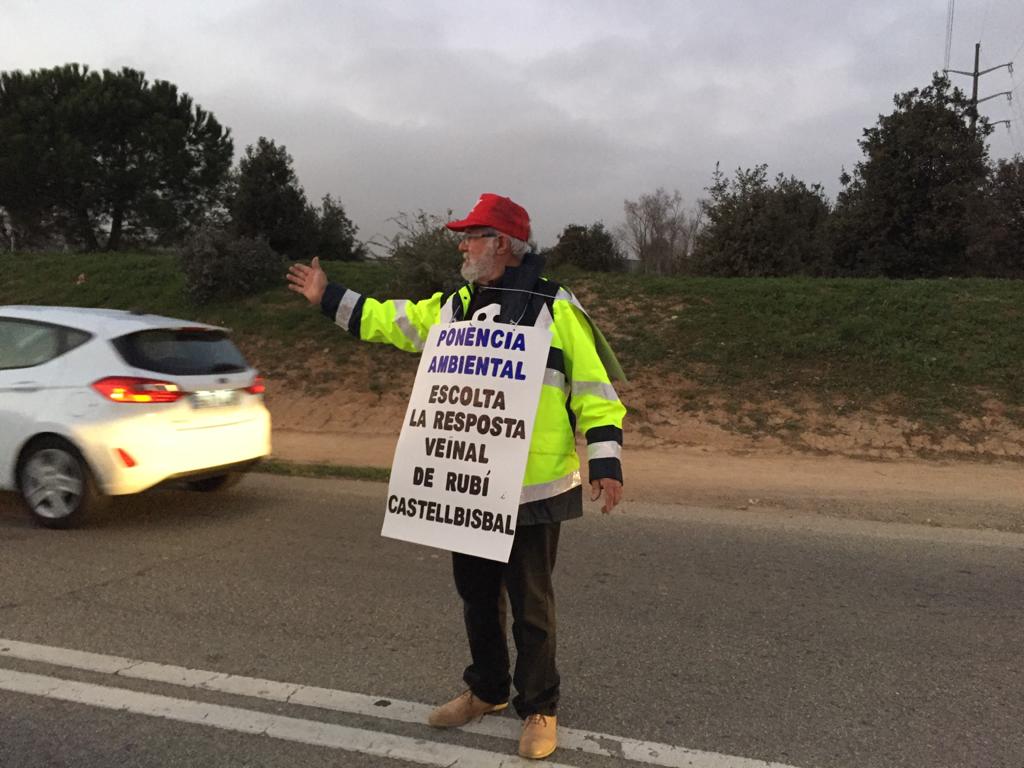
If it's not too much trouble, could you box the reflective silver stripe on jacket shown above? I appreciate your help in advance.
[543,368,567,395]
[534,303,553,330]
[587,441,622,461]
[520,469,582,504]
[392,300,424,350]
[572,380,620,402]
[440,294,457,324]
[554,287,583,311]
[335,289,362,329]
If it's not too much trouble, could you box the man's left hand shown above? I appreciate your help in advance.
[590,478,623,514]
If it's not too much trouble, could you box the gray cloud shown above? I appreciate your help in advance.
[3,0,1023,246]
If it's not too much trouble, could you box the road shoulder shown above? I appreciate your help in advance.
[270,429,1024,533]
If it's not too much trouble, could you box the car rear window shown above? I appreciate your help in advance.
[111,329,250,376]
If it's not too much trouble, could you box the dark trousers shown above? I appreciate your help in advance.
[452,522,561,718]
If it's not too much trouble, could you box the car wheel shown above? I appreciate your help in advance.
[186,472,243,493]
[19,439,103,529]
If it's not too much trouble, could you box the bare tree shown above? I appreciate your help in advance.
[618,188,698,274]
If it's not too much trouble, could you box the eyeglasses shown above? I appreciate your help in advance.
[459,231,500,244]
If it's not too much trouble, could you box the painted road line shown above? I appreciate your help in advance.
[0,668,572,768]
[0,638,803,768]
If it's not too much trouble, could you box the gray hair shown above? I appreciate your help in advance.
[507,230,534,258]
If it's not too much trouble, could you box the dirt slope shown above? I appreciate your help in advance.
[265,386,1024,533]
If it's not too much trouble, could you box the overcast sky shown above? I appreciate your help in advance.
[4,0,1024,247]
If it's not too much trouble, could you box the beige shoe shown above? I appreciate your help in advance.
[427,690,508,728]
[518,714,558,759]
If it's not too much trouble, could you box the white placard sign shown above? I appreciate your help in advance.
[383,309,551,562]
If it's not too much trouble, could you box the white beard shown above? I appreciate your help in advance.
[460,249,499,284]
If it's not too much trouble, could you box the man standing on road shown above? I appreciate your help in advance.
[287,193,625,760]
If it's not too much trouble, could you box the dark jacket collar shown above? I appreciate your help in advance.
[468,251,546,324]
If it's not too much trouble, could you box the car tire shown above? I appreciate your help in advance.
[186,472,243,493]
[19,437,104,529]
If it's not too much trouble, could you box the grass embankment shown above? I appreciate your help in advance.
[567,268,1023,419]
[3,252,1022,452]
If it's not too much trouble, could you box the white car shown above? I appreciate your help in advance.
[0,306,271,528]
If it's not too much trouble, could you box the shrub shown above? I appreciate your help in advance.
[384,210,462,298]
[693,165,832,277]
[546,222,626,272]
[180,227,285,304]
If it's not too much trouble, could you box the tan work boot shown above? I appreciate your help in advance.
[519,714,558,759]
[427,690,508,728]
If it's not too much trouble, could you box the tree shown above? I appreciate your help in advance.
[693,164,831,276]
[230,137,314,258]
[0,64,233,250]
[230,137,364,261]
[619,188,697,274]
[829,74,991,277]
[316,194,364,261]
[968,154,1024,277]
[546,222,625,272]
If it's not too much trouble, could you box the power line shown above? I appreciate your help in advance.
[1007,113,1024,156]
[1003,72,1024,155]
[1012,34,1024,63]
[1004,8,1024,62]
[1011,86,1024,153]
[978,0,992,48]
[944,0,956,71]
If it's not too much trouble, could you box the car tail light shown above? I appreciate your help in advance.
[92,377,184,403]
[246,376,266,395]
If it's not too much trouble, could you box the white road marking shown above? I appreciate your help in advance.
[0,638,803,768]
[0,668,570,768]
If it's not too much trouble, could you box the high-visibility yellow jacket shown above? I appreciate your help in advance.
[320,257,625,508]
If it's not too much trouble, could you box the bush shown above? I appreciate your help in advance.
[384,210,462,297]
[180,227,286,304]
[546,222,625,272]
[693,165,832,277]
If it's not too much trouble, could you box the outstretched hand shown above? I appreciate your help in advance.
[287,256,328,305]
[590,478,623,514]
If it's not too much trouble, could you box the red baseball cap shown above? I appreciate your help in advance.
[446,193,531,241]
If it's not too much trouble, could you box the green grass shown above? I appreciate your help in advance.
[256,459,390,483]
[561,269,1024,418]
[0,251,411,384]
[0,251,389,342]
[3,252,1022,426]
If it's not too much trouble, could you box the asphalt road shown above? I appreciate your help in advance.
[1,474,1022,768]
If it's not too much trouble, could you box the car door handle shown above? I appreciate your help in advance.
[11,381,41,392]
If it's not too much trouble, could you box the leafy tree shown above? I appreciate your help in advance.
[693,164,831,276]
[619,188,697,275]
[967,154,1024,277]
[230,138,363,261]
[0,64,233,250]
[546,222,625,272]
[316,194,364,261]
[230,137,313,258]
[829,74,991,277]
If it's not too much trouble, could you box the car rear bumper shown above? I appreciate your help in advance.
[73,405,272,495]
